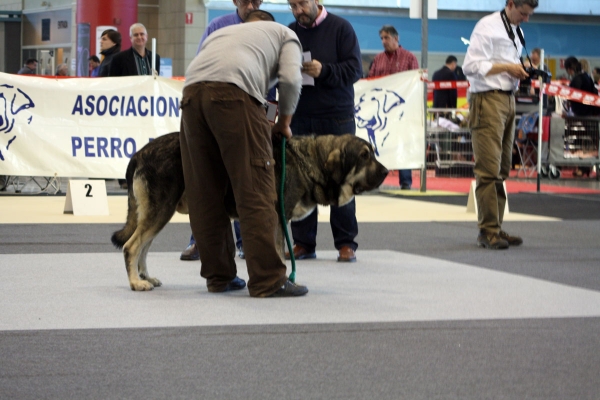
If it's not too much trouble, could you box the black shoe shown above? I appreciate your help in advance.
[208,276,247,293]
[180,243,199,261]
[237,247,245,259]
[499,230,523,246]
[477,230,509,250]
[400,184,411,190]
[266,279,308,297]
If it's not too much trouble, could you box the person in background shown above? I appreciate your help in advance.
[579,58,592,78]
[592,67,600,85]
[17,59,38,75]
[462,0,538,250]
[56,63,69,76]
[180,10,307,297]
[180,0,265,262]
[285,0,362,262]
[97,29,121,77]
[109,23,160,189]
[197,0,263,52]
[89,55,100,77]
[564,56,599,118]
[564,56,599,177]
[528,47,543,69]
[109,23,160,77]
[432,55,458,109]
[455,65,467,81]
[368,24,419,190]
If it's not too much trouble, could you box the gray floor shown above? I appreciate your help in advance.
[1,189,600,399]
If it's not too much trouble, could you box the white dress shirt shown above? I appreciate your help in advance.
[463,11,524,93]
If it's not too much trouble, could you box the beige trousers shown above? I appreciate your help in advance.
[469,91,516,233]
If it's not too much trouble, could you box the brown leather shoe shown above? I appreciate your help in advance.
[284,244,316,260]
[337,246,356,262]
[180,243,199,261]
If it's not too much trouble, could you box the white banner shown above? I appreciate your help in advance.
[0,73,182,178]
[2,71,424,178]
[354,69,425,170]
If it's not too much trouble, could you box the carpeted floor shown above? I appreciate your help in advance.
[1,185,600,399]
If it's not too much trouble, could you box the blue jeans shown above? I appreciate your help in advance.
[399,169,412,188]
[289,115,359,252]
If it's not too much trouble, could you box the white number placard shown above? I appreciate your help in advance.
[64,179,110,216]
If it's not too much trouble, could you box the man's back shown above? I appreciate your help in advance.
[432,66,457,108]
[185,21,302,114]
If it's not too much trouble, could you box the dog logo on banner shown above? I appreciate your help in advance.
[354,88,405,156]
[0,84,35,161]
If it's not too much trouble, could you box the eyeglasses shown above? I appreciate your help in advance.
[237,0,263,7]
[288,0,311,11]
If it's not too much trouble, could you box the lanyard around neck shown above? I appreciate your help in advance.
[500,9,529,69]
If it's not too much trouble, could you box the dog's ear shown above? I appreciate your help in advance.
[325,149,344,183]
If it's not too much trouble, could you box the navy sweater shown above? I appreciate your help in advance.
[288,13,362,118]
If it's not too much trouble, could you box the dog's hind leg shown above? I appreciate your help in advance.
[138,238,162,288]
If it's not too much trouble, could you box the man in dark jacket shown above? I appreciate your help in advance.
[285,0,362,262]
[109,23,160,77]
[432,55,458,108]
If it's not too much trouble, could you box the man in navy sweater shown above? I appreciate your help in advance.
[286,0,363,262]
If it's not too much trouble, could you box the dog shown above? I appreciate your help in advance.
[111,131,389,291]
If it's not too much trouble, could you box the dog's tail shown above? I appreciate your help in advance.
[111,159,139,249]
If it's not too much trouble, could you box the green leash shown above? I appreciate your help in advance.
[279,137,296,283]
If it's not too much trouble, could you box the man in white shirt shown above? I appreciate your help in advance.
[462,0,537,249]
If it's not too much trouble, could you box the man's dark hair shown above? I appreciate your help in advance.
[246,10,275,22]
[445,55,457,64]
[594,67,600,74]
[531,48,541,56]
[25,58,38,65]
[101,29,122,51]
[88,55,100,63]
[564,56,581,73]
[508,0,539,8]
[379,25,398,39]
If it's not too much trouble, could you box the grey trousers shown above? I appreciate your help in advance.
[179,82,287,297]
[469,91,516,233]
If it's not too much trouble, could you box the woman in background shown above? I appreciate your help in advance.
[97,29,122,77]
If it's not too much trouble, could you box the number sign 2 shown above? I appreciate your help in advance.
[64,179,109,216]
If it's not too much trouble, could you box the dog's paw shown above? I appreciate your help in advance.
[146,277,162,287]
[130,279,154,291]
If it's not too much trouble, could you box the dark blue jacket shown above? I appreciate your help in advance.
[289,13,362,118]
[432,65,458,108]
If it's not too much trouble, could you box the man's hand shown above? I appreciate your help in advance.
[507,63,530,80]
[302,60,322,78]
[487,63,529,80]
[272,114,293,139]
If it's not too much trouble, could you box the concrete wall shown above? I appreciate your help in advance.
[156,0,206,77]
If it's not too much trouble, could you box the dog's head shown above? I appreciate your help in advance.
[322,134,389,206]
[0,84,35,161]
[354,88,405,132]
[0,84,35,134]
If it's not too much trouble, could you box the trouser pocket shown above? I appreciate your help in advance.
[250,158,277,201]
